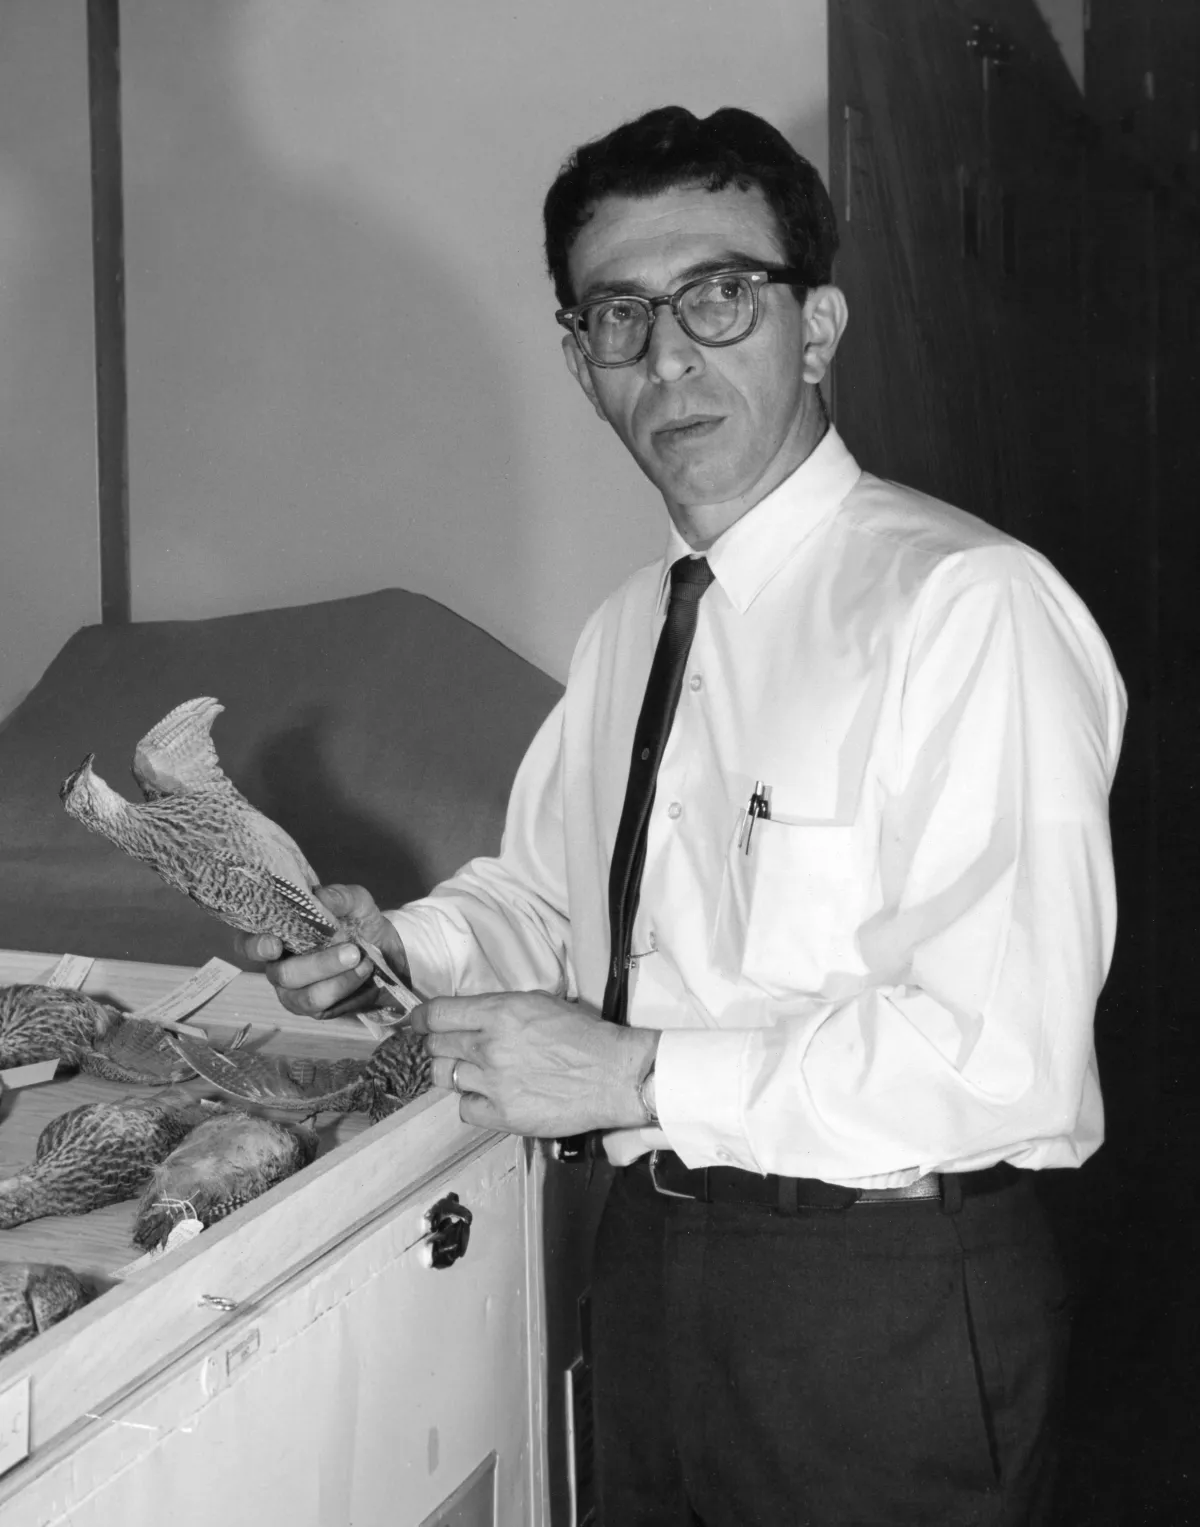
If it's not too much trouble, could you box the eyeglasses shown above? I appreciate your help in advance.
[556,267,805,368]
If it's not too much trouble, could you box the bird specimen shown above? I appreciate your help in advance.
[1,984,118,1070]
[59,697,417,1013]
[0,1090,217,1230]
[133,1112,319,1251]
[363,1027,435,1122]
[165,1025,432,1123]
[1,984,198,1084]
[0,1261,91,1358]
[164,1032,372,1117]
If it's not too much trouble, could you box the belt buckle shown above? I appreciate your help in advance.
[647,1149,699,1200]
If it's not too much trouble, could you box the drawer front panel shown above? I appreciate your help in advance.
[8,1133,534,1527]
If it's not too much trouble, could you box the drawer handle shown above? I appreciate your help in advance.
[198,1293,238,1312]
[424,1192,473,1270]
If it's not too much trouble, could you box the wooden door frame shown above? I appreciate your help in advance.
[88,0,129,625]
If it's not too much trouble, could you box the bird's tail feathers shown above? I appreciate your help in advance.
[132,697,228,798]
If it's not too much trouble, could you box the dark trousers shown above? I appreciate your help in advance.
[591,1162,1071,1527]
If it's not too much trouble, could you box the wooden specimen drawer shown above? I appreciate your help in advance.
[0,952,549,1525]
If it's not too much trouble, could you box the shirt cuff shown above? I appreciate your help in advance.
[655,1028,760,1173]
[383,906,456,997]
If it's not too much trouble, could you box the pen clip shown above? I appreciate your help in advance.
[738,780,771,854]
[626,930,658,969]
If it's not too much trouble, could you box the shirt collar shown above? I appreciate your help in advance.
[656,425,862,614]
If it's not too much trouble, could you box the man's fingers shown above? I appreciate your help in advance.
[275,969,369,1018]
[270,954,373,1019]
[313,883,357,917]
[313,882,384,925]
[458,1091,500,1129]
[409,995,493,1035]
[270,944,364,992]
[310,883,411,988]
[238,932,283,965]
[321,981,391,1020]
[430,1055,488,1095]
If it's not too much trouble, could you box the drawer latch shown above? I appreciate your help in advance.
[424,1192,473,1269]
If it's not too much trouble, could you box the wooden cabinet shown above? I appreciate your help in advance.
[0,954,553,1525]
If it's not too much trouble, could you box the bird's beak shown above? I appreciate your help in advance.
[59,752,96,803]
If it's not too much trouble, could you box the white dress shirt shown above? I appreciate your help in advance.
[388,428,1127,1187]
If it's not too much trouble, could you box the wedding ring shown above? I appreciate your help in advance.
[450,1059,463,1095]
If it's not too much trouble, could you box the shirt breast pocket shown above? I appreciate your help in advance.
[712,816,869,995]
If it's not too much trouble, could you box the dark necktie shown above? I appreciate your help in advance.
[602,554,716,1026]
[555,555,714,1162]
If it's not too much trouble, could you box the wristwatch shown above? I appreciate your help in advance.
[636,1061,659,1127]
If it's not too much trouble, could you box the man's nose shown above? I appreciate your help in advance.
[645,304,703,383]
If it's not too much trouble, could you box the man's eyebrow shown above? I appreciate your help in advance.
[675,253,769,281]
[576,252,774,303]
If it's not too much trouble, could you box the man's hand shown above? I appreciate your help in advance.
[235,883,411,1020]
[410,990,659,1137]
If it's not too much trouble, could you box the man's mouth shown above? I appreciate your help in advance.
[652,414,724,444]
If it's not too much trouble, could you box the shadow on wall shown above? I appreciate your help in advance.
[126,0,534,647]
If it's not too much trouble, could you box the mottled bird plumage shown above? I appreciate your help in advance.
[361,1026,433,1122]
[0,1261,91,1357]
[0,1090,217,1229]
[59,698,417,1010]
[164,1025,430,1123]
[165,1031,370,1115]
[0,985,197,1084]
[60,698,332,951]
[132,1112,319,1251]
[0,985,117,1069]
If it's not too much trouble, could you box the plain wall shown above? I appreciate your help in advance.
[0,2,100,722]
[121,0,829,682]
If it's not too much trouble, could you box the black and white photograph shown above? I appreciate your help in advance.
[0,3,1194,1523]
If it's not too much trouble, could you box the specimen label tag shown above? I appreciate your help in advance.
[132,958,241,1026]
[358,938,420,1015]
[42,953,95,990]
[356,1012,388,1041]
[111,1218,203,1280]
[0,1059,59,1090]
[165,1218,204,1252]
[111,1248,158,1280]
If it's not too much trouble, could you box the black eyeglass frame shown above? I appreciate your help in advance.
[555,267,807,368]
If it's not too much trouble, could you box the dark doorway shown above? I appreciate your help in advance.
[829,2,1198,1519]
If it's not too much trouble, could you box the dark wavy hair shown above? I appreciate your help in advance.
[543,105,838,309]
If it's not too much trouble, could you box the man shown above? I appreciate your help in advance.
[242,107,1125,1525]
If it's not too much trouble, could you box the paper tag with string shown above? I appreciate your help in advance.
[112,1200,204,1278]
[132,958,241,1026]
[164,1217,204,1252]
[40,953,95,990]
[0,1058,59,1090]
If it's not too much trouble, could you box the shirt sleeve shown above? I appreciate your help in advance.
[655,549,1127,1182]
[385,697,575,1000]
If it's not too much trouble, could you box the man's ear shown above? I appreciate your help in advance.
[563,335,609,422]
[801,286,849,385]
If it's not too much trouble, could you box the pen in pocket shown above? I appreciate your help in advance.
[737,780,772,854]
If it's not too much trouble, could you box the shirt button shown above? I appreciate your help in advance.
[689,674,702,692]
[667,801,682,820]
[716,1148,733,1164]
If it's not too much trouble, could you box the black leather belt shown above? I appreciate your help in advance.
[633,1150,1021,1213]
